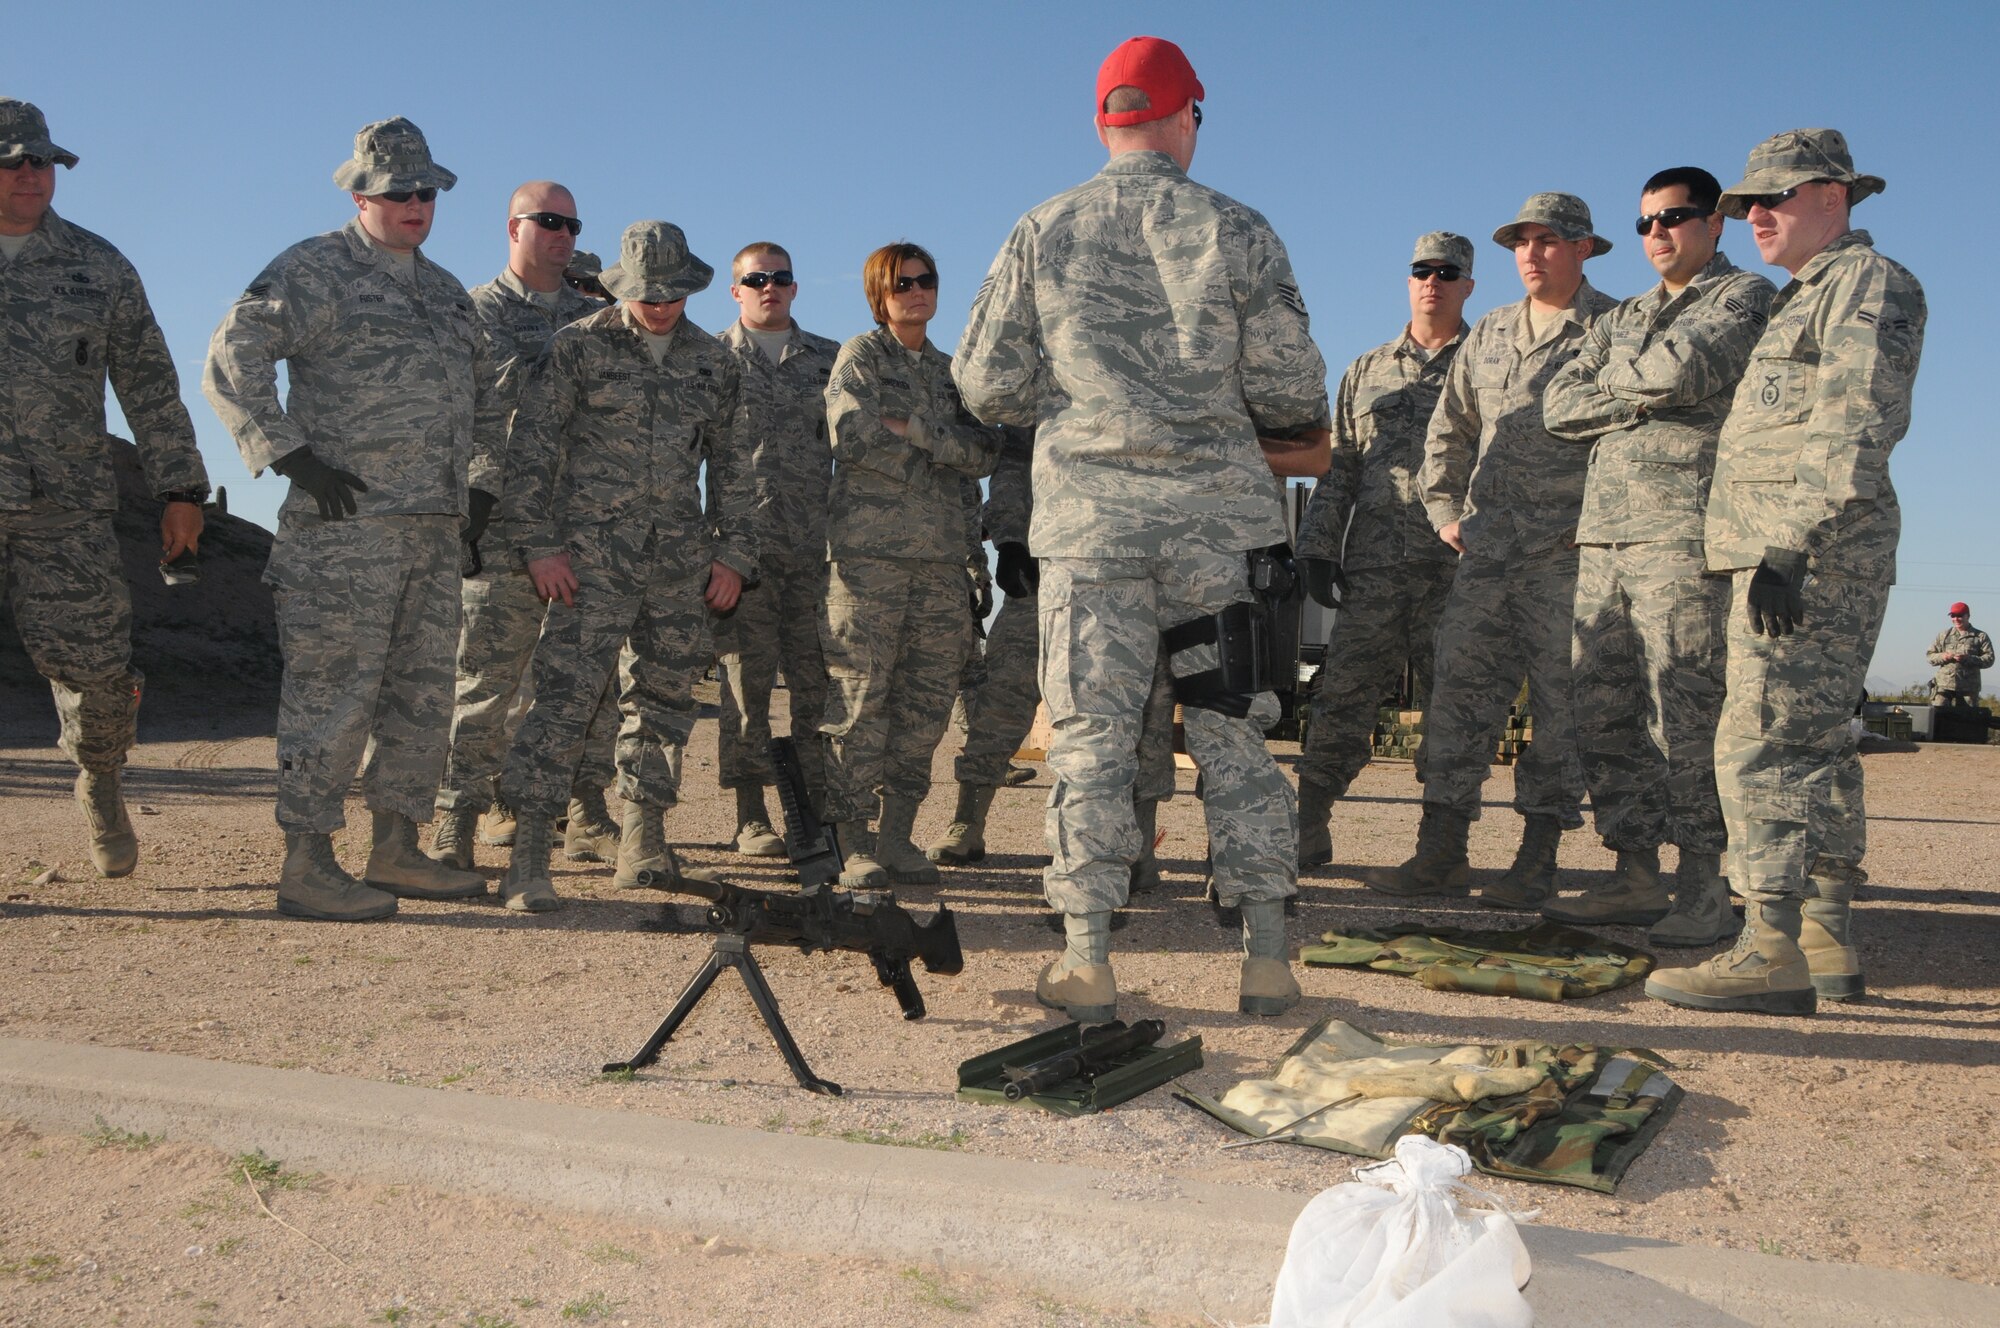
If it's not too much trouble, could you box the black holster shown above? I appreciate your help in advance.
[1162,544,1299,717]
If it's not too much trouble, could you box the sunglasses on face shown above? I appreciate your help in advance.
[894,272,939,293]
[1636,204,1714,235]
[379,188,438,204]
[1410,263,1464,283]
[1,154,54,171]
[513,210,581,236]
[737,269,795,290]
[1192,103,1203,128]
[1742,180,1835,213]
[565,274,605,294]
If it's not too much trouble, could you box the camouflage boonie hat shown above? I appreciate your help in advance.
[1718,128,1884,220]
[599,221,713,303]
[565,249,604,281]
[1412,231,1474,276]
[0,99,78,168]
[331,117,457,195]
[1492,192,1611,256]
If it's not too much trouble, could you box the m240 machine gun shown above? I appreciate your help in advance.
[603,737,962,1096]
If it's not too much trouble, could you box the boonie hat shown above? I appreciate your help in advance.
[599,221,713,304]
[565,249,604,281]
[1950,602,1970,617]
[1493,193,1611,256]
[1717,128,1885,220]
[1412,231,1473,276]
[0,99,78,168]
[1096,36,1204,127]
[332,116,457,196]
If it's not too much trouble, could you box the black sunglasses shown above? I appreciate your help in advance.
[894,272,939,293]
[380,188,438,204]
[1740,180,1835,213]
[1192,103,1203,128]
[1410,263,1464,282]
[737,269,795,290]
[1,153,54,171]
[1636,204,1713,235]
[513,210,581,236]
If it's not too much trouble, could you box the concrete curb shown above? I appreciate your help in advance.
[2,1037,1992,1326]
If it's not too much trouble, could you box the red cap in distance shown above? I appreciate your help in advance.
[1096,36,1204,127]
[1950,601,1970,616]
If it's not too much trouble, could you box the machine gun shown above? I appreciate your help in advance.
[603,737,961,1096]
[1001,1019,1165,1101]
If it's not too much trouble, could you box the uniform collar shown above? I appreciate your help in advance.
[1790,228,1874,286]
[495,265,567,304]
[722,317,804,360]
[7,207,79,262]
[1398,322,1468,359]
[1101,150,1187,180]
[870,323,935,358]
[340,216,427,276]
[1639,249,1740,312]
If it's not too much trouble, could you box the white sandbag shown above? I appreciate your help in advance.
[1262,1135,1533,1328]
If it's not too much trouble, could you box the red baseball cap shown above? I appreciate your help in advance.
[1096,36,1204,127]
[1950,602,1970,616]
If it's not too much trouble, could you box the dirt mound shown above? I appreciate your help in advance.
[0,438,280,740]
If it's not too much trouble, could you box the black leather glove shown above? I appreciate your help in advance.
[464,488,497,547]
[1747,548,1808,637]
[970,570,994,622]
[1299,556,1347,609]
[995,541,1038,598]
[271,447,368,520]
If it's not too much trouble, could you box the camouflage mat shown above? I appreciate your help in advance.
[1179,1017,1682,1193]
[1298,919,1655,1001]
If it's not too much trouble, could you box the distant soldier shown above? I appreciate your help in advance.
[564,249,611,303]
[430,182,619,873]
[1649,129,1925,1015]
[1381,194,1615,904]
[1540,167,1775,947]
[1294,233,1473,869]
[1928,603,1991,708]
[205,118,501,920]
[1,98,209,877]
[709,242,840,854]
[495,222,755,911]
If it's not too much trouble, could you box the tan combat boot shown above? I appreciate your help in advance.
[1296,777,1336,870]
[278,832,396,921]
[500,816,560,913]
[1037,911,1117,1022]
[928,783,996,865]
[1800,860,1865,1001]
[428,807,478,872]
[364,810,488,899]
[564,787,620,863]
[1648,851,1740,947]
[1369,804,1471,898]
[1543,846,1668,926]
[479,794,518,848]
[76,769,138,878]
[875,794,940,885]
[731,785,786,858]
[1239,897,1302,1016]
[1129,796,1162,895]
[610,801,720,890]
[1478,813,1563,910]
[1645,897,1816,1016]
[833,821,888,889]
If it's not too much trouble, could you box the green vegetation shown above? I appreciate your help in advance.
[233,1150,313,1190]
[584,1241,640,1266]
[85,1116,162,1151]
[900,1267,973,1312]
[559,1291,619,1321]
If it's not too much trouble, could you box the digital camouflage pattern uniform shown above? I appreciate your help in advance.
[1704,227,1925,905]
[1296,324,1465,797]
[1544,252,1775,854]
[435,267,611,818]
[1927,622,1992,703]
[1419,277,1618,828]
[818,327,997,825]
[2,205,208,773]
[955,425,1176,801]
[712,318,840,799]
[497,304,755,818]
[205,218,504,832]
[956,150,1329,914]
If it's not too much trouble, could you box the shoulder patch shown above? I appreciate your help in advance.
[1276,281,1307,316]
[246,282,270,299]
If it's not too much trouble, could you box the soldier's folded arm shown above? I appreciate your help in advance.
[825,351,927,484]
[951,222,1044,427]
[202,259,325,476]
[1542,317,1639,441]
[906,407,1001,478]
[1595,276,1775,410]
[1256,422,1332,477]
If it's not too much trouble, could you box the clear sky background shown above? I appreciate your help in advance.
[33,0,1997,688]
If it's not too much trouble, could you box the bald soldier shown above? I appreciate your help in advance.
[1,98,209,877]
[957,37,1331,1021]
[1648,130,1925,1015]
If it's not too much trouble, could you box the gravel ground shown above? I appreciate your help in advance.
[2,688,1995,1320]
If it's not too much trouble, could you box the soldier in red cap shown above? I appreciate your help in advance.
[1928,603,1992,708]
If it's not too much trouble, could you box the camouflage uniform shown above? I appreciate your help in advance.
[818,327,997,825]
[1295,325,1464,797]
[2,205,207,773]
[436,267,612,817]
[497,304,754,817]
[956,149,1330,914]
[1544,252,1775,854]
[205,218,504,832]
[1418,277,1618,826]
[1704,227,1925,903]
[712,318,840,798]
[1927,623,1992,702]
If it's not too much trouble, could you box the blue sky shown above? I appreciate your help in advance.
[36,0,1997,685]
